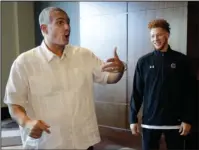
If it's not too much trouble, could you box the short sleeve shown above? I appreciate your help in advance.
[4,55,28,108]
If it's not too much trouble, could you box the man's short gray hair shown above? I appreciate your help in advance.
[39,7,66,26]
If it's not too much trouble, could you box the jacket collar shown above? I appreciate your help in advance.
[154,45,172,56]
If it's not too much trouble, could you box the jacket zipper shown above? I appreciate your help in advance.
[162,53,164,84]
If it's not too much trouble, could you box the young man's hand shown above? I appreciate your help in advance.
[130,123,140,136]
[179,122,191,136]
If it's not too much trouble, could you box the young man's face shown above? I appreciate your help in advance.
[43,10,70,46]
[150,27,169,51]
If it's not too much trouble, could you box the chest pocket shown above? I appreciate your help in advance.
[29,73,52,96]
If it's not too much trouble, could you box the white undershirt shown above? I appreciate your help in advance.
[130,124,181,130]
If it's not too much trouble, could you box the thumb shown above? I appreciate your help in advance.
[114,47,119,59]
[39,120,51,134]
[136,125,139,133]
[179,125,183,133]
[40,120,50,128]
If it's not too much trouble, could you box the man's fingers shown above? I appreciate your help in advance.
[44,128,51,134]
[29,132,42,138]
[39,124,51,134]
[180,129,184,135]
[40,120,50,128]
[132,130,139,136]
[38,120,51,134]
[131,125,140,136]
[106,58,115,62]
[102,63,115,70]
[29,129,43,138]
[180,127,188,136]
[180,130,186,136]
[102,68,119,72]
[180,122,191,136]
[135,126,140,136]
[134,132,139,136]
[131,129,136,135]
[29,134,40,139]
[114,47,119,59]
[136,126,140,134]
[180,130,189,136]
[102,66,119,72]
[184,132,188,136]
[179,126,183,133]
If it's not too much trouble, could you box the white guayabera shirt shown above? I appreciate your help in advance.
[4,41,109,149]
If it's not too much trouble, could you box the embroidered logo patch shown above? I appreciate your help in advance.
[149,65,155,68]
[171,63,176,69]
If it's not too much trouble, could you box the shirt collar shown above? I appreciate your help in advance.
[154,45,172,56]
[40,41,70,62]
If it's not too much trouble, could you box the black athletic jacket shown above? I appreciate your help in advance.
[130,46,194,126]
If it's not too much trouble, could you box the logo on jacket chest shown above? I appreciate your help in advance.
[149,65,155,69]
[149,63,176,69]
[171,63,176,69]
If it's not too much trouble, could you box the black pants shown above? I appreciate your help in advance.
[185,131,199,149]
[142,128,184,150]
[87,146,94,150]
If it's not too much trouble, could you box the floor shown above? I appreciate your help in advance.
[2,145,22,149]
[1,119,136,150]
[1,139,135,150]
[0,119,175,150]
[4,119,197,150]
[1,119,22,149]
[94,138,137,150]
[1,136,135,150]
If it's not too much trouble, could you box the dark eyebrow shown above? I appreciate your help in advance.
[56,18,65,21]
[55,17,70,24]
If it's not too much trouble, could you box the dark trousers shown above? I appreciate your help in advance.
[185,131,199,149]
[87,146,94,150]
[142,128,185,150]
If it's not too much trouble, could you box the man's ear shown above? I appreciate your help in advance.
[166,32,170,39]
[40,24,48,34]
[167,32,170,37]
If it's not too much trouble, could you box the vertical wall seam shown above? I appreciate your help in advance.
[125,1,129,130]
[13,2,20,56]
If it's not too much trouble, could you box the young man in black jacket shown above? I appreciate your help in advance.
[130,19,193,150]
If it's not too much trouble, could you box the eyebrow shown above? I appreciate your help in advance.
[56,18,65,21]
[55,17,70,23]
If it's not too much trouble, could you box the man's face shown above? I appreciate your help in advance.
[42,10,70,46]
[150,27,169,51]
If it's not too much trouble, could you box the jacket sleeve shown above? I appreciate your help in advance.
[180,56,196,125]
[130,60,144,124]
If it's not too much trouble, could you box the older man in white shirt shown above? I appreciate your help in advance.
[4,7,126,149]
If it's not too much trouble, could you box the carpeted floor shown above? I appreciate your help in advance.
[1,119,137,150]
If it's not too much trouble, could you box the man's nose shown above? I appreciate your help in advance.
[154,35,160,41]
[154,35,158,40]
[64,23,70,30]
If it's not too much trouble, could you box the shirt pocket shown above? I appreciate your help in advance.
[29,74,52,96]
